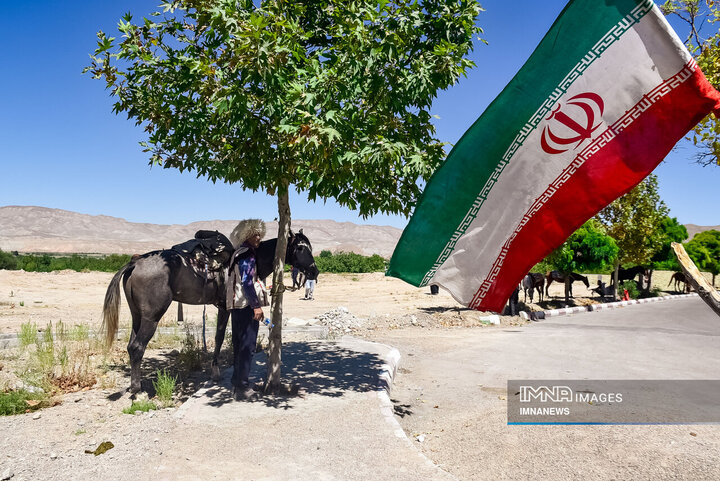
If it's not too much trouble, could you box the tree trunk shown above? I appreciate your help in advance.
[672,243,720,319]
[564,277,571,305]
[612,262,620,301]
[265,187,291,393]
[644,269,654,295]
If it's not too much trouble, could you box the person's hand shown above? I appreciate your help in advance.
[253,308,264,321]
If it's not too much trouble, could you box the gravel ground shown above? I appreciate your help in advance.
[1,269,714,480]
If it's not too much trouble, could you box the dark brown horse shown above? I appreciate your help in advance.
[101,230,318,393]
[618,265,649,286]
[522,273,545,303]
[667,272,690,293]
[545,271,590,298]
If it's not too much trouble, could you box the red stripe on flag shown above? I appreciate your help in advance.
[470,66,720,313]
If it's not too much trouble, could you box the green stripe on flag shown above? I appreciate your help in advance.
[387,0,653,286]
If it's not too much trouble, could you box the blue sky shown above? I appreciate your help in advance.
[0,1,717,229]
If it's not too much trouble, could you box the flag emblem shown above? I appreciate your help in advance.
[541,92,605,154]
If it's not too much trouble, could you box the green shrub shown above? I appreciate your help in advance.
[18,322,38,348]
[620,280,641,299]
[153,369,176,407]
[0,389,47,416]
[178,328,204,372]
[0,249,18,270]
[69,324,90,342]
[12,253,132,273]
[314,251,387,273]
[35,324,56,376]
[122,398,157,414]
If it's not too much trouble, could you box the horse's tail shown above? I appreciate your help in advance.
[667,275,674,287]
[101,261,134,348]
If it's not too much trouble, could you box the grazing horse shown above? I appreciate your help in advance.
[618,266,649,286]
[522,273,545,303]
[101,230,318,393]
[545,271,590,298]
[668,272,690,293]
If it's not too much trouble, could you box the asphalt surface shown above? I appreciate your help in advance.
[146,296,720,480]
[378,296,720,480]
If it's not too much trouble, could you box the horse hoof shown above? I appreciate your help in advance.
[211,365,221,382]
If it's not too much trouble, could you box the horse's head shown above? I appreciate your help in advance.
[287,229,319,280]
[579,274,590,288]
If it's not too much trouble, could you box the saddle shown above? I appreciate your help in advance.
[171,230,235,277]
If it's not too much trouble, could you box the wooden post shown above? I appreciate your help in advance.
[672,242,720,319]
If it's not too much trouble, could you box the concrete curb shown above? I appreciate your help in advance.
[520,293,699,321]
[372,342,459,480]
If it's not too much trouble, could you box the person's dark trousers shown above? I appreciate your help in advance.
[230,306,259,388]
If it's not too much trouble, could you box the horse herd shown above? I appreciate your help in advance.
[520,271,591,303]
[520,266,691,304]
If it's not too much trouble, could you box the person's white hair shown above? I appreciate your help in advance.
[230,219,266,247]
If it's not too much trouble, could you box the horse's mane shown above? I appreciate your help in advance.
[293,230,312,250]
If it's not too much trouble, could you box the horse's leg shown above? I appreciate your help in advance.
[212,307,230,382]
[125,284,172,393]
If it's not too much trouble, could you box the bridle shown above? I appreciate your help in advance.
[288,237,316,275]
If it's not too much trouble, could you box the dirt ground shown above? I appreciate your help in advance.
[0,268,713,481]
[0,269,709,335]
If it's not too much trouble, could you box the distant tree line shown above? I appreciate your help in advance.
[0,249,388,274]
[0,251,132,273]
[533,174,720,301]
[314,250,387,273]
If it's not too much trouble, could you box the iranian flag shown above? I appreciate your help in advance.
[387,0,720,313]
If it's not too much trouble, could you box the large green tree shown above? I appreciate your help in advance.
[595,174,669,298]
[649,216,688,286]
[545,220,618,304]
[86,0,484,391]
[685,229,720,286]
[662,0,720,166]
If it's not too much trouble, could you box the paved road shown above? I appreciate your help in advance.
[376,297,720,481]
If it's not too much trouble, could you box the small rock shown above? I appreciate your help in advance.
[416,434,425,443]
[50,453,58,460]
[1,468,13,480]
[32,413,41,420]
[479,315,501,325]
[154,438,159,443]
[690,432,697,437]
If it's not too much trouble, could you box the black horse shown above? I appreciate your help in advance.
[545,271,590,298]
[618,265,649,286]
[101,230,318,393]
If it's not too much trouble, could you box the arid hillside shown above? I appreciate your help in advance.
[0,206,402,258]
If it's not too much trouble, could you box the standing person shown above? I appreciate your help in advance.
[226,219,267,401]
[304,271,318,300]
[291,264,300,290]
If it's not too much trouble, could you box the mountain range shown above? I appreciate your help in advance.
[0,206,403,258]
[1,206,717,258]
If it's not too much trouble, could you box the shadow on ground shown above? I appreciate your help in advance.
[107,340,386,410]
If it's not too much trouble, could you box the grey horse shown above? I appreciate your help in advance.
[101,230,318,393]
